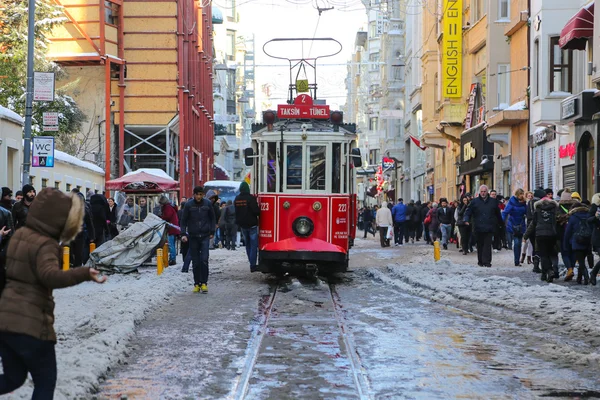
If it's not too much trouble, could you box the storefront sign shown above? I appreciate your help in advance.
[442,0,462,98]
[559,142,576,159]
[463,142,477,161]
[529,128,556,147]
[561,97,577,120]
[33,72,55,102]
[560,91,600,123]
[382,157,395,171]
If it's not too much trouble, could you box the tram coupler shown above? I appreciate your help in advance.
[305,263,318,277]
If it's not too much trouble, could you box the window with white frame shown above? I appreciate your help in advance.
[497,64,510,109]
[498,0,509,20]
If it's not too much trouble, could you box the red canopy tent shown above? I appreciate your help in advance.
[105,169,179,193]
[559,3,594,50]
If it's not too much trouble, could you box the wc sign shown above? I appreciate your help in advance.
[32,136,55,167]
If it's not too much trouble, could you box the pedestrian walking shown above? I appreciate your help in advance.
[90,193,110,247]
[376,201,393,247]
[107,197,119,239]
[564,202,592,284]
[523,194,559,282]
[421,202,432,243]
[0,188,106,398]
[405,200,418,243]
[159,195,179,265]
[0,187,13,212]
[362,206,375,238]
[180,186,215,293]
[502,189,527,266]
[11,184,36,230]
[456,196,471,255]
[206,190,221,249]
[426,202,440,244]
[464,185,503,267]
[70,190,95,267]
[557,190,577,280]
[235,182,260,272]
[587,193,600,285]
[414,201,423,241]
[222,200,237,250]
[391,198,406,246]
[0,195,14,296]
[437,198,453,250]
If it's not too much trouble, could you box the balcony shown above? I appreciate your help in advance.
[505,0,529,37]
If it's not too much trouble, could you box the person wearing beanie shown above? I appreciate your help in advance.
[0,188,106,397]
[0,188,14,293]
[159,195,179,265]
[1,187,13,211]
[545,188,554,200]
[179,186,215,293]
[11,184,36,230]
[235,181,260,272]
[204,190,222,249]
[571,192,582,201]
[534,188,547,200]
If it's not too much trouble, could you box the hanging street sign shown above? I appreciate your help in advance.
[277,94,330,119]
[33,72,55,102]
[42,112,59,131]
[32,136,55,167]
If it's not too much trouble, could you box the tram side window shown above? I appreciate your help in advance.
[332,143,341,193]
[286,145,303,190]
[309,146,326,191]
[267,142,277,192]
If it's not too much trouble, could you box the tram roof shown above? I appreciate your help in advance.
[251,120,357,137]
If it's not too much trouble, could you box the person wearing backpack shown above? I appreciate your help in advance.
[523,195,559,283]
[556,190,577,281]
[502,189,527,266]
[564,202,591,284]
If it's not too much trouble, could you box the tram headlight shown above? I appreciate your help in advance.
[293,216,314,237]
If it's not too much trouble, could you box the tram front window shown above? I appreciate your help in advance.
[332,143,341,193]
[286,145,303,189]
[267,142,277,192]
[309,145,326,190]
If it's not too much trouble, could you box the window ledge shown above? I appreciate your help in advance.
[532,96,540,103]
[548,91,572,99]
[494,18,510,23]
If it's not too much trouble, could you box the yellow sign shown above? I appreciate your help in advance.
[442,0,462,98]
[296,79,309,93]
[463,142,476,161]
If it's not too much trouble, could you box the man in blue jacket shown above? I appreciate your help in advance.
[391,198,407,246]
[180,186,216,293]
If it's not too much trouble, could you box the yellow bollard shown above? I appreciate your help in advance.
[157,249,164,275]
[62,246,70,271]
[433,240,441,262]
[89,242,96,253]
[163,243,169,267]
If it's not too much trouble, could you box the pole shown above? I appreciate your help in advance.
[22,0,36,185]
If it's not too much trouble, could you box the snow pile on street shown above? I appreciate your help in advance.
[367,258,600,367]
[5,265,190,399]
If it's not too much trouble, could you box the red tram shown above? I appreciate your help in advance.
[243,38,362,275]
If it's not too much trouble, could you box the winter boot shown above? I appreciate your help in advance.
[564,268,574,282]
[577,268,583,284]
[532,256,542,273]
[527,255,533,264]
[520,253,526,265]
[590,262,600,286]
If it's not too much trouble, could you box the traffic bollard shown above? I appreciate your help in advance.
[163,243,169,267]
[157,249,164,275]
[433,240,441,262]
[89,242,96,253]
[63,246,70,271]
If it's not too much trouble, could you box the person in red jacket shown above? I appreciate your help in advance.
[159,195,180,265]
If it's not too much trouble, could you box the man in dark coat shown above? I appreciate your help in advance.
[11,184,36,230]
[464,185,502,267]
[89,193,110,247]
[70,191,96,267]
[0,187,13,212]
[414,201,423,241]
[405,200,417,244]
[180,186,215,293]
[235,182,260,272]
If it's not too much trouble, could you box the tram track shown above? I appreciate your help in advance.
[229,276,373,400]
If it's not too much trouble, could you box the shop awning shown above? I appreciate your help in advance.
[559,2,594,50]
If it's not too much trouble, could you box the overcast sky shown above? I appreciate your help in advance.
[215,0,368,112]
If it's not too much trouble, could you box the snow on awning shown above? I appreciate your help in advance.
[559,2,594,50]
[213,162,231,179]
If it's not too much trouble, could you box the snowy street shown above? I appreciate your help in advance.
[5,234,600,399]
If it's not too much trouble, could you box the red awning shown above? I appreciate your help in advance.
[559,2,594,50]
[105,169,179,192]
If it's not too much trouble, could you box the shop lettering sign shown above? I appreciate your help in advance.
[559,142,576,159]
[382,157,395,171]
[442,0,463,98]
[561,98,577,120]
[463,141,477,161]
[535,129,548,144]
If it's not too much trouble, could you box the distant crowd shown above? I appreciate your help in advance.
[358,186,600,285]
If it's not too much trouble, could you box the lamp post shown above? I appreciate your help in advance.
[22,0,36,185]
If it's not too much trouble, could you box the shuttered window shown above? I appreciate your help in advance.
[533,144,556,191]
[562,164,576,192]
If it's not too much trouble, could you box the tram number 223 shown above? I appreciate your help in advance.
[261,203,269,211]
[338,204,347,212]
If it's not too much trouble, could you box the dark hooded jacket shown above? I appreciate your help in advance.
[588,194,600,252]
[180,196,216,238]
[463,195,502,233]
[11,199,31,230]
[564,204,592,251]
[524,198,558,240]
[0,188,92,342]
[234,182,260,229]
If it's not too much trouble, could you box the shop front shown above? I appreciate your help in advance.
[560,91,600,200]
[460,123,494,194]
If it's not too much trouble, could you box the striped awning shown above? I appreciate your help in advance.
[559,2,594,50]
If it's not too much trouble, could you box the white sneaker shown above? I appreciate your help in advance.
[493,249,499,253]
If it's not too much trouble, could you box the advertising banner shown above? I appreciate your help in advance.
[442,0,462,98]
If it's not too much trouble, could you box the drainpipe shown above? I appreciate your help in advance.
[118,5,125,178]
[177,0,186,195]
[527,0,531,191]
[104,59,111,184]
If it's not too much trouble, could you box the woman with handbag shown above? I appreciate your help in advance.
[502,188,527,266]
[375,202,394,248]
[426,202,440,244]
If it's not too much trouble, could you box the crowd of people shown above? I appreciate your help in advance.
[359,185,600,284]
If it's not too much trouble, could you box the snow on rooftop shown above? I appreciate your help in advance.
[0,105,25,125]
[504,100,526,111]
[122,168,172,180]
[54,150,104,174]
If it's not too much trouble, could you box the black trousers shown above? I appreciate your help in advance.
[458,225,471,253]
[379,227,390,247]
[574,250,590,282]
[393,222,404,244]
[0,332,57,399]
[476,232,493,266]
[404,221,415,242]
[536,237,558,277]
[416,222,423,240]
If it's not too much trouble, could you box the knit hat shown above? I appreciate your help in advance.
[205,189,217,200]
[22,184,35,195]
[1,187,12,198]
[534,189,546,199]
[159,195,169,205]
[86,190,95,201]
[545,188,553,195]
[571,191,582,201]
[239,181,250,194]
[559,191,572,201]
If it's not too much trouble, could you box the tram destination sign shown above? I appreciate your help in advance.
[277,94,330,119]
